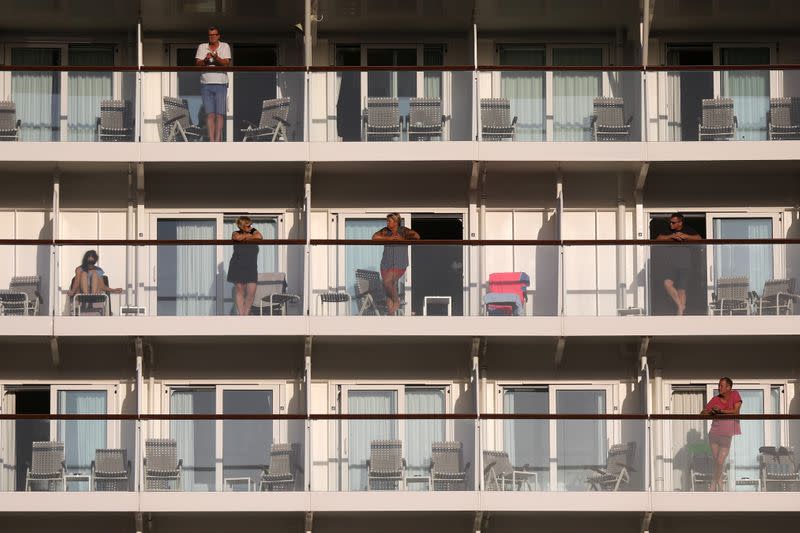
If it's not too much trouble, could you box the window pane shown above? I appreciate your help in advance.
[58,390,107,491]
[223,390,273,489]
[170,389,215,491]
[503,387,549,490]
[405,388,445,488]
[348,390,397,490]
[556,389,606,490]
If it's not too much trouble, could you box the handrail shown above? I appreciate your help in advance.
[478,65,645,72]
[3,413,800,420]
[2,238,800,246]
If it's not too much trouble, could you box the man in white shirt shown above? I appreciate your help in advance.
[195,26,231,142]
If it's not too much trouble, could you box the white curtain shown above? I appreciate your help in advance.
[176,221,216,316]
[730,389,764,491]
[345,219,386,313]
[171,389,215,492]
[348,390,397,491]
[11,48,60,141]
[222,217,278,314]
[57,390,107,492]
[68,73,112,141]
[713,218,773,294]
[553,48,602,141]
[670,390,706,491]
[721,48,770,141]
[667,71,683,141]
[556,389,606,491]
[1,392,16,491]
[405,388,445,489]
[503,388,549,490]
[499,47,546,142]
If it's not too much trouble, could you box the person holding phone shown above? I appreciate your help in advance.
[195,25,231,142]
[700,377,742,491]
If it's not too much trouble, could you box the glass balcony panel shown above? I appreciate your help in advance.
[481,417,646,492]
[0,418,136,492]
[310,417,474,492]
[4,70,137,142]
[141,70,305,142]
[309,70,474,142]
[479,70,642,142]
[310,243,559,317]
[0,243,50,316]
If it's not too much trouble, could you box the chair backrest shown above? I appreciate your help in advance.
[770,97,794,128]
[0,290,27,315]
[163,96,193,129]
[593,97,626,127]
[716,276,749,300]
[95,448,128,474]
[480,98,512,129]
[31,441,64,475]
[605,442,636,475]
[100,100,128,131]
[761,278,795,299]
[431,441,463,475]
[690,451,713,475]
[9,275,40,302]
[369,440,403,473]
[366,98,400,128]
[0,101,18,130]
[701,98,735,128]
[409,98,442,127]
[488,272,530,298]
[258,97,291,130]
[268,443,294,476]
[482,450,513,477]
[145,438,179,471]
[355,269,388,306]
[253,272,289,302]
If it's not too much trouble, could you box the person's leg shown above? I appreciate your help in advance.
[214,113,224,142]
[243,282,257,315]
[201,84,216,142]
[709,441,721,491]
[213,86,226,142]
[663,278,682,314]
[234,283,247,316]
[714,445,731,491]
[382,271,398,315]
[206,114,217,142]
[676,289,687,315]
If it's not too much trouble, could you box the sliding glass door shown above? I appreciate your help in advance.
[170,388,215,491]
[56,388,109,492]
[503,387,549,490]
[499,46,546,141]
[221,388,276,491]
[553,48,602,141]
[709,216,777,297]
[720,47,770,141]
[405,387,446,489]
[10,47,62,141]
[345,388,400,491]
[67,45,115,141]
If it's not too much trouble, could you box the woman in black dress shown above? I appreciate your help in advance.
[228,216,263,315]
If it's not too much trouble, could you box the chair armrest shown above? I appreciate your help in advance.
[276,117,291,126]
[589,466,607,474]
[365,459,371,469]
[589,115,597,125]
[127,460,132,475]
[511,116,518,126]
[625,115,634,127]
[177,459,183,470]
[16,119,22,127]
[734,116,739,127]
[91,460,96,477]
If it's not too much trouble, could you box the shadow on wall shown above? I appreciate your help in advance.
[787,208,800,301]
[35,218,53,315]
[533,212,558,316]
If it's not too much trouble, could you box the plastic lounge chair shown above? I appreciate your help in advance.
[431,441,469,491]
[709,276,751,316]
[144,438,182,491]
[768,97,800,140]
[251,272,301,315]
[698,97,737,141]
[91,448,131,491]
[260,443,302,491]
[73,293,109,316]
[0,275,41,315]
[751,278,798,315]
[354,269,405,316]
[96,100,132,142]
[0,101,21,141]
[25,441,66,491]
[241,97,291,141]
[367,440,406,490]
[760,446,800,491]
[689,450,728,491]
[591,97,632,141]
[586,442,636,491]
[483,272,530,316]
[408,97,447,141]
[480,98,517,141]
[363,97,402,141]
[482,450,536,491]
[162,97,205,142]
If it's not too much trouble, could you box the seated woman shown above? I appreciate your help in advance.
[68,250,123,299]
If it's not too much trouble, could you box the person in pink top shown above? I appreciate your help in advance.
[700,377,742,491]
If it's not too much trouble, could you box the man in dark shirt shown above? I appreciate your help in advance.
[655,213,702,315]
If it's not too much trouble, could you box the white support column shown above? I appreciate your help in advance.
[473,23,479,141]
[135,337,144,492]
[468,161,481,316]
[638,337,651,491]
[51,170,60,317]
[653,367,663,491]
[136,18,143,141]
[304,163,312,316]
[471,337,482,491]
[304,336,312,491]
[135,163,145,310]
[616,174,627,310]
[556,167,564,315]
[634,163,649,311]
[478,164,487,309]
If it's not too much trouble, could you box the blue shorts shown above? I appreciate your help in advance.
[201,83,227,115]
